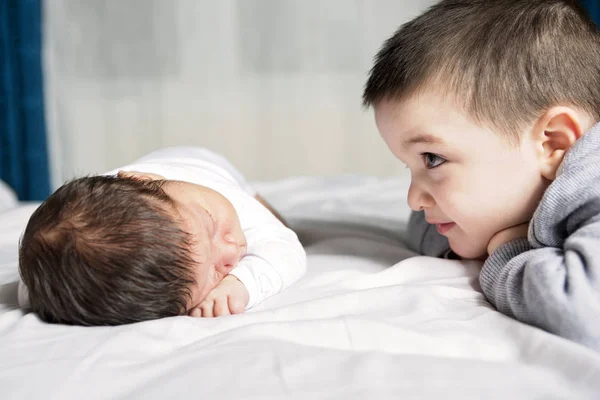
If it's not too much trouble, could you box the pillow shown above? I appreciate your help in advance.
[0,180,18,211]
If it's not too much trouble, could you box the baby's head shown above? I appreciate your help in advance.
[363,0,600,258]
[19,172,247,325]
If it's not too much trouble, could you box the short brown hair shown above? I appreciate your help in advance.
[19,175,196,326]
[363,0,600,140]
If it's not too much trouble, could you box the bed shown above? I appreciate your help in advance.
[1,176,599,399]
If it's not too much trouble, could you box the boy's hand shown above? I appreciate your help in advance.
[487,222,529,255]
[189,275,249,318]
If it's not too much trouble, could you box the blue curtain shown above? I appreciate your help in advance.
[0,0,50,201]
[581,0,600,26]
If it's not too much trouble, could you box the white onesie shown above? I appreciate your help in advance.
[19,147,307,311]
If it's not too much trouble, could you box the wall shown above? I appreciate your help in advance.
[43,0,437,187]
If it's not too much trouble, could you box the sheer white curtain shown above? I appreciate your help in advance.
[43,0,437,188]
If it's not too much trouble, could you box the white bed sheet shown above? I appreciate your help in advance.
[1,176,599,399]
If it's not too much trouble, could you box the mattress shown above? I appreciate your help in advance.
[1,176,599,399]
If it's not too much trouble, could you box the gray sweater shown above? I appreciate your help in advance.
[408,122,600,351]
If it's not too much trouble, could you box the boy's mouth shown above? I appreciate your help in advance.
[435,222,456,235]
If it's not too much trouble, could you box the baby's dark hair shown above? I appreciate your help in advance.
[363,0,600,141]
[18,175,196,326]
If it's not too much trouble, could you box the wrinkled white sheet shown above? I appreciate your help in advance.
[1,176,599,399]
[0,180,17,213]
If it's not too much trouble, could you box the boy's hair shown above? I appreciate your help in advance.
[19,176,196,326]
[363,0,600,141]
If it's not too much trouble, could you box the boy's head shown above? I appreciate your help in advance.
[363,0,600,258]
[19,172,247,326]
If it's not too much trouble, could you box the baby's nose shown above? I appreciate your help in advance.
[219,235,242,270]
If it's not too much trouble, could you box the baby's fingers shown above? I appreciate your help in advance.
[213,298,231,317]
[199,300,214,318]
[229,298,246,315]
[189,307,202,318]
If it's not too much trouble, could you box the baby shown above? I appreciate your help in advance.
[363,0,600,350]
[18,147,306,325]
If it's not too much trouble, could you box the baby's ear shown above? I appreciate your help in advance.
[535,107,586,180]
[117,170,166,181]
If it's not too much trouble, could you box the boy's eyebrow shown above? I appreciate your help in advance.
[403,133,446,148]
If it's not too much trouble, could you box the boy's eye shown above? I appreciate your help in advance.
[422,153,446,169]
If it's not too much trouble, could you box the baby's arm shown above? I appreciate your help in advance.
[482,216,600,350]
[192,224,304,317]
[191,198,304,317]
[228,222,306,310]
[254,194,289,227]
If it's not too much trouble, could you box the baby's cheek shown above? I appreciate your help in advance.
[190,271,217,306]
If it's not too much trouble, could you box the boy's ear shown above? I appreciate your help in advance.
[533,107,585,180]
[117,170,166,181]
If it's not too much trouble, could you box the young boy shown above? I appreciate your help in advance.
[18,147,306,325]
[363,0,600,350]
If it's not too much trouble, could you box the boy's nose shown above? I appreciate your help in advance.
[407,182,434,211]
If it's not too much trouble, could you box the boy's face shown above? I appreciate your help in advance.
[374,90,548,259]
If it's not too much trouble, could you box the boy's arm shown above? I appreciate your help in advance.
[481,216,600,350]
[229,223,306,309]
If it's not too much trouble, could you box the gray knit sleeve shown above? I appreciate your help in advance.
[407,211,452,257]
[480,123,600,351]
[480,229,600,351]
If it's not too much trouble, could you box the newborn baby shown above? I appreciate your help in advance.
[18,147,306,325]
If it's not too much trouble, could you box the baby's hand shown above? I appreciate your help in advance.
[487,222,529,255]
[189,275,249,318]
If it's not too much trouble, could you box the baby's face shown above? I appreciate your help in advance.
[120,172,247,311]
[374,90,548,259]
